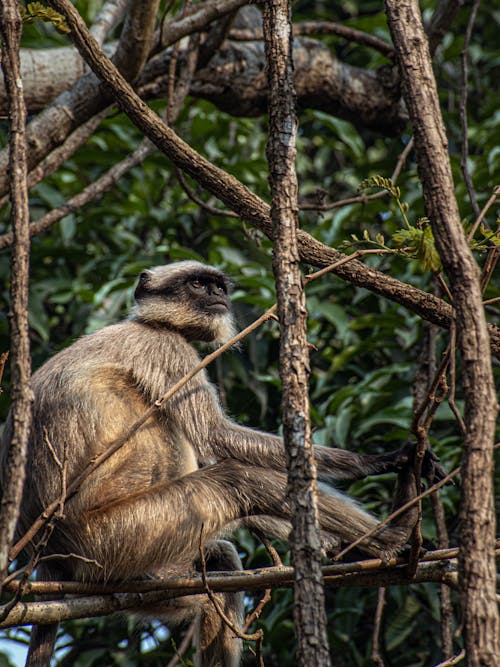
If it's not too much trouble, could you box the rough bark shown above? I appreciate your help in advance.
[384,2,499,665]
[263,1,330,665]
[0,556,459,628]
[0,0,32,580]
[112,0,160,82]
[0,33,406,125]
[89,0,130,45]
[0,0,161,195]
[28,0,500,364]
[192,37,405,132]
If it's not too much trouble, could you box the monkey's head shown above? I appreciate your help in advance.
[131,261,237,344]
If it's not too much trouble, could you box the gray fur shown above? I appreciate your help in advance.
[0,261,420,666]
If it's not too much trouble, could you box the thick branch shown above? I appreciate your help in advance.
[90,0,130,45]
[19,0,500,362]
[0,0,250,187]
[264,1,330,664]
[0,0,32,579]
[191,38,405,132]
[3,38,406,132]
[112,0,160,81]
[385,2,498,665]
[0,558,457,628]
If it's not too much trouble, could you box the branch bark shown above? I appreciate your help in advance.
[0,0,32,580]
[0,0,159,196]
[0,555,459,629]
[384,2,499,665]
[263,1,330,664]
[20,0,500,362]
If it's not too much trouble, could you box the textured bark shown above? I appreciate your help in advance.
[32,0,500,363]
[192,37,405,132]
[0,0,161,195]
[0,34,406,124]
[112,0,161,82]
[0,0,32,579]
[0,24,405,139]
[263,1,330,665]
[0,557,457,628]
[385,2,498,665]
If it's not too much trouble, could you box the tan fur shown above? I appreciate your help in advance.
[0,261,421,667]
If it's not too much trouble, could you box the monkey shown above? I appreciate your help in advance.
[0,260,442,666]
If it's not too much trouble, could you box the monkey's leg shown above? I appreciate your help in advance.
[25,624,58,667]
[75,460,293,581]
[25,564,63,667]
[144,541,243,667]
[76,460,413,578]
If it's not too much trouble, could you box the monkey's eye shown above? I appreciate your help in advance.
[190,280,203,289]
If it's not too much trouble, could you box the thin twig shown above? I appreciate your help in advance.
[435,273,454,304]
[467,184,500,241]
[176,168,239,217]
[0,110,109,211]
[480,246,499,293]
[371,587,386,667]
[229,22,395,58]
[165,619,197,667]
[0,137,154,250]
[299,138,414,212]
[0,351,8,388]
[430,492,453,657]
[243,529,282,632]
[432,649,466,667]
[447,323,466,435]
[333,443,499,562]
[334,469,455,562]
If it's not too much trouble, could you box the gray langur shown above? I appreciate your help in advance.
[1,261,441,667]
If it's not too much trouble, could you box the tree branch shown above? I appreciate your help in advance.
[33,0,500,362]
[0,554,461,629]
[0,0,32,581]
[384,1,499,664]
[264,1,330,664]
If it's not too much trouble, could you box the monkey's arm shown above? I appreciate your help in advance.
[166,376,435,482]
[212,421,425,480]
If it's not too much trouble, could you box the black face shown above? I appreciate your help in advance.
[186,273,231,314]
[134,269,232,315]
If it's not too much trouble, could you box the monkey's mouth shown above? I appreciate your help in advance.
[208,301,229,313]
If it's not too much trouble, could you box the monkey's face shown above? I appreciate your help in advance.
[132,261,237,344]
[187,278,231,318]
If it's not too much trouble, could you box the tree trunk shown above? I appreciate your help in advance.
[264,1,331,665]
[384,2,499,665]
[0,0,32,581]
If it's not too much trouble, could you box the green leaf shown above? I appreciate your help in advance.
[393,221,441,272]
[23,2,71,33]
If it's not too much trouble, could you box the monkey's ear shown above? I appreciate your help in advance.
[134,270,153,301]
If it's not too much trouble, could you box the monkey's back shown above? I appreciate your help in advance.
[1,321,204,578]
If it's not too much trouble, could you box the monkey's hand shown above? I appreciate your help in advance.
[394,442,447,485]
[421,447,447,484]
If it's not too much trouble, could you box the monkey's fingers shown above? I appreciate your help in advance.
[421,448,448,484]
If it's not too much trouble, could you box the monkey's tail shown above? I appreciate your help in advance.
[25,622,58,667]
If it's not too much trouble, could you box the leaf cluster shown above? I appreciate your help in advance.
[20,2,70,34]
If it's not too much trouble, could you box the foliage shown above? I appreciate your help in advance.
[0,1,499,666]
[20,2,71,34]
